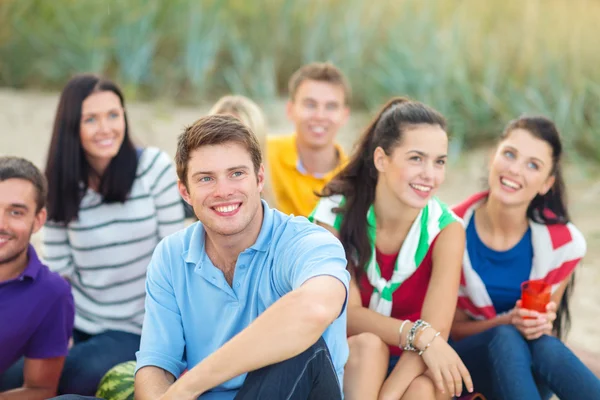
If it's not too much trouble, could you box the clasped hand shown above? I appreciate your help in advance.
[509,300,557,340]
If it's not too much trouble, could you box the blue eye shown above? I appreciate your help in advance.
[10,210,24,217]
[84,117,96,124]
[325,103,339,111]
[199,176,212,182]
[503,150,515,159]
[527,162,539,170]
[232,171,243,177]
[109,112,119,119]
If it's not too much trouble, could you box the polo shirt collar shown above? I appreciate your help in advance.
[183,200,273,267]
[184,222,207,267]
[286,134,347,176]
[248,200,273,252]
[22,245,42,280]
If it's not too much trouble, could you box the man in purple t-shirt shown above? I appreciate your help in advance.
[0,157,74,400]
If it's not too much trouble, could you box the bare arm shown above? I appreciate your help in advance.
[0,357,64,400]
[450,309,510,341]
[382,222,466,397]
[162,275,347,399]
[134,367,175,400]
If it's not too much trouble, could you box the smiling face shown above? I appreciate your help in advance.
[286,79,349,150]
[488,128,556,208]
[374,124,448,210]
[179,142,265,238]
[79,90,126,173]
[0,179,46,269]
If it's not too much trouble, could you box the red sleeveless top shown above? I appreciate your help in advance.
[359,237,439,356]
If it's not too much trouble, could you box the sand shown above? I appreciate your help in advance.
[1,88,598,359]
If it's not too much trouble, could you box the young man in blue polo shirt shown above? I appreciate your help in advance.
[0,157,75,399]
[132,114,350,399]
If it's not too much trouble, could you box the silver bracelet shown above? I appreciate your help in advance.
[398,320,410,348]
[418,331,441,356]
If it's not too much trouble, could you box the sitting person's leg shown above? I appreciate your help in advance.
[485,325,542,400]
[343,333,389,400]
[58,330,140,396]
[528,335,600,400]
[450,329,498,398]
[234,336,342,400]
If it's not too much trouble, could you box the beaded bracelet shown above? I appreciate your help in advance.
[418,331,441,356]
[413,323,432,349]
[404,319,431,351]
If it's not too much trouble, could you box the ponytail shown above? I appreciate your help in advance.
[320,97,447,279]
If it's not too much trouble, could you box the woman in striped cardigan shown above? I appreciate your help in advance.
[450,116,600,400]
[1,74,185,396]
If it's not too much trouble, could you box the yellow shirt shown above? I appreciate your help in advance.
[267,134,347,217]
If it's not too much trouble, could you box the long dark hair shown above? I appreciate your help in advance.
[320,97,447,279]
[501,116,573,338]
[45,74,137,224]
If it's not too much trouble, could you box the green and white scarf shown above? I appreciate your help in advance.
[310,195,461,316]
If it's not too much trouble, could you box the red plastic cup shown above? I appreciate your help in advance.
[521,280,551,318]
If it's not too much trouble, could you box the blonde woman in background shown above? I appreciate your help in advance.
[209,95,275,206]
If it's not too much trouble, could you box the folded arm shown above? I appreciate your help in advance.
[163,275,346,399]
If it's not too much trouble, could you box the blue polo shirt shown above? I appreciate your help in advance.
[136,201,350,399]
[0,245,74,374]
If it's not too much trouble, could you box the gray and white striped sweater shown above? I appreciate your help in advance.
[42,147,185,335]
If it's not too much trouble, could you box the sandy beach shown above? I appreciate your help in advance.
[1,87,598,357]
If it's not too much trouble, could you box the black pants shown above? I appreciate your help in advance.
[49,337,342,400]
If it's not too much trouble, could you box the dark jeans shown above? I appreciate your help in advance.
[0,328,141,396]
[451,324,600,400]
[48,336,342,400]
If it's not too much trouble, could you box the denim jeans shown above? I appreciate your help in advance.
[0,328,141,396]
[451,324,600,400]
[47,336,342,400]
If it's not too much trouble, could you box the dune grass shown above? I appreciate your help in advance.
[0,0,598,160]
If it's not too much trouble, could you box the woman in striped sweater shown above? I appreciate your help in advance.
[16,74,184,396]
[450,116,600,399]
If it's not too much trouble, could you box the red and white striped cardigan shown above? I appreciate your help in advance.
[452,192,587,320]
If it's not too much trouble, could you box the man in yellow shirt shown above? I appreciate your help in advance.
[267,62,350,217]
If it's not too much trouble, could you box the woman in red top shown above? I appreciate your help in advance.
[310,98,472,399]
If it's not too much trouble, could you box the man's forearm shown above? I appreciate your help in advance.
[0,387,56,400]
[134,366,176,400]
[170,283,343,398]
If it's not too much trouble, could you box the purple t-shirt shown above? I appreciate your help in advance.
[0,245,74,374]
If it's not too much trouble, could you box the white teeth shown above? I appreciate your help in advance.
[501,178,520,189]
[215,204,239,213]
[0,238,8,243]
[98,139,113,146]
[310,126,326,134]
[410,184,431,192]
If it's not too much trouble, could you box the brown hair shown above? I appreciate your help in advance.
[320,97,447,279]
[501,115,572,339]
[175,114,262,187]
[0,156,48,213]
[288,62,351,104]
